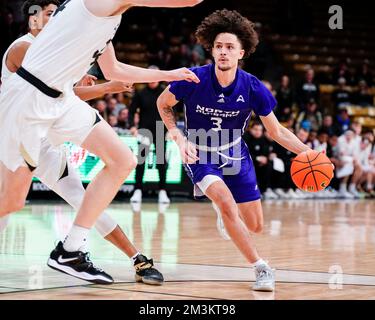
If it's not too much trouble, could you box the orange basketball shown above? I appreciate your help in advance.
[290,150,334,192]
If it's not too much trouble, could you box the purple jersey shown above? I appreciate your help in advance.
[169,64,276,148]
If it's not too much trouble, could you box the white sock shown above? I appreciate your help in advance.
[131,252,141,264]
[63,224,90,252]
[252,258,268,269]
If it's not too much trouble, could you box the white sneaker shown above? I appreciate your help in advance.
[212,202,231,240]
[263,188,279,200]
[253,264,275,292]
[338,190,355,199]
[274,188,288,199]
[130,189,142,203]
[285,189,300,199]
[158,190,170,204]
[348,188,361,199]
[327,188,340,198]
[294,189,308,199]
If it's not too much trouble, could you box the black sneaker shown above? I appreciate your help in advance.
[134,254,164,285]
[47,241,113,285]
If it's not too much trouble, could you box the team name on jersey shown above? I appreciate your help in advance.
[196,105,240,118]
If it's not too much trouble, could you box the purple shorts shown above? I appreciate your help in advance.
[184,141,261,203]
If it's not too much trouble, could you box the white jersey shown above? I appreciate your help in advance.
[1,33,35,83]
[22,0,122,93]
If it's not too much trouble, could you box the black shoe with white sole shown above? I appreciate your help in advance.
[47,241,113,285]
[134,254,164,285]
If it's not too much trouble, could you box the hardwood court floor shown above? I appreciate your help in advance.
[0,199,374,300]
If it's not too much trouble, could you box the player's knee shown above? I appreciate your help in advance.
[219,202,238,222]
[252,222,263,234]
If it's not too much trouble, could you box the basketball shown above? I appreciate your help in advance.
[291,150,334,193]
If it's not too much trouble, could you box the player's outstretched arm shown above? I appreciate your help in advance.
[260,112,312,155]
[129,0,203,7]
[98,42,200,84]
[157,86,199,163]
[85,0,202,19]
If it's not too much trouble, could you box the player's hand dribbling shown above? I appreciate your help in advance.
[177,137,199,164]
[168,68,200,83]
[169,128,199,164]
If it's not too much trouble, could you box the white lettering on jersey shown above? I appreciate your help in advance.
[196,105,240,118]
[236,95,245,103]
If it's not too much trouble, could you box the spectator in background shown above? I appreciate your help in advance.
[332,59,352,85]
[355,60,373,87]
[93,100,108,121]
[187,32,205,63]
[336,130,363,198]
[107,97,123,117]
[129,66,169,205]
[297,68,320,109]
[352,80,373,107]
[314,129,329,152]
[357,137,375,194]
[275,75,295,122]
[243,122,272,194]
[108,114,118,128]
[284,115,296,131]
[117,108,130,130]
[115,92,127,111]
[295,98,322,132]
[336,108,351,134]
[307,130,318,149]
[321,114,342,136]
[332,77,351,111]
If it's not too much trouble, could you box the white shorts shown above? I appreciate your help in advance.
[33,139,68,188]
[0,73,100,172]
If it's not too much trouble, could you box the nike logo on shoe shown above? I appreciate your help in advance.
[58,255,79,264]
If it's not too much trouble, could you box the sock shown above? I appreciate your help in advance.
[366,182,373,191]
[63,224,90,252]
[252,258,268,269]
[132,252,141,264]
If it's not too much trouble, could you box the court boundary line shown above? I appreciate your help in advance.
[155,261,375,278]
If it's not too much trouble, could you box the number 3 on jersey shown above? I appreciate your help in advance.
[211,117,223,132]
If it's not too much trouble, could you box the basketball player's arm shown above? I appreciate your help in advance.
[128,0,203,7]
[73,81,133,101]
[157,86,199,163]
[98,43,200,84]
[5,41,31,73]
[85,0,203,17]
[260,112,312,155]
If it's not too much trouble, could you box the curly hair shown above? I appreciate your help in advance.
[21,0,60,18]
[195,9,259,59]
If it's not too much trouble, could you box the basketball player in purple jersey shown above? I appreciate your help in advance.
[157,9,312,291]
